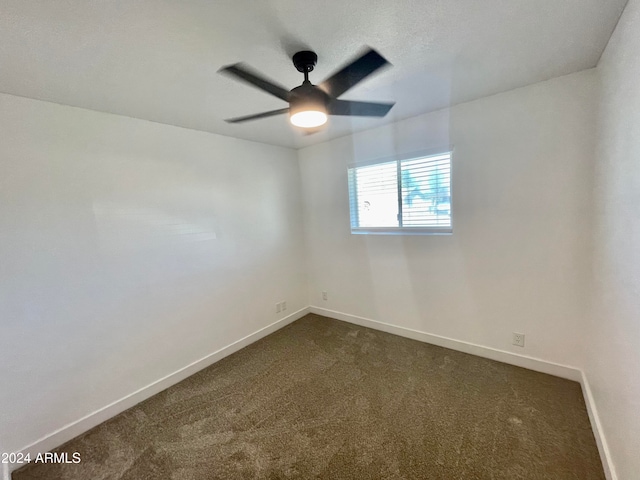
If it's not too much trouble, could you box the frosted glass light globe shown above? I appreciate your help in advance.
[290,110,327,128]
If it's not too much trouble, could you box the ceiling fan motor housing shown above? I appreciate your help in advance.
[289,83,330,116]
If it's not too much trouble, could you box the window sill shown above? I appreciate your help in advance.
[351,227,452,236]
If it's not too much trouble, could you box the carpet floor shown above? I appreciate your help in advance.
[13,314,604,479]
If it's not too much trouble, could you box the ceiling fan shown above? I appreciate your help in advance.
[218,47,395,129]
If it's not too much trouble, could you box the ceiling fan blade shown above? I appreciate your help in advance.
[219,63,290,102]
[328,100,394,117]
[225,108,289,123]
[319,48,390,98]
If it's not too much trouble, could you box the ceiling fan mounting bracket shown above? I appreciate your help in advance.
[292,51,318,73]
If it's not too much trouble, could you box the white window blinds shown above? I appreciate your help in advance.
[348,152,452,234]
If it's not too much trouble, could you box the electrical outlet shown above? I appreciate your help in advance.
[322,291,328,301]
[282,301,287,311]
[276,303,281,313]
[513,332,525,347]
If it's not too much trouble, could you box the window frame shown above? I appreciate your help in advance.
[348,149,454,236]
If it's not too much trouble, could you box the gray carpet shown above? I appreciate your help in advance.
[13,314,604,479]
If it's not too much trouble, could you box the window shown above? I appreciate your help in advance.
[348,151,452,234]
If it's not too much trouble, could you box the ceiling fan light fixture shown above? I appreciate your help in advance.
[290,109,327,128]
[289,83,329,128]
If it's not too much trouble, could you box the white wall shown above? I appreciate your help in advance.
[0,93,306,455]
[589,0,640,478]
[299,70,597,369]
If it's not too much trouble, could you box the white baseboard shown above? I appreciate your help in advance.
[580,372,617,480]
[309,306,581,381]
[8,306,616,480]
[309,306,617,479]
[8,307,309,476]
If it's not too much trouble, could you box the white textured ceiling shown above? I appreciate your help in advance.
[0,0,627,149]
